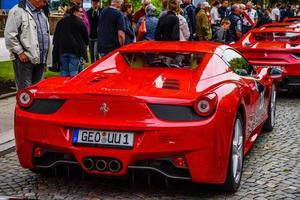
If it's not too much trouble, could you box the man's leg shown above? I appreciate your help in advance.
[60,54,70,77]
[68,55,80,77]
[32,64,45,85]
[94,40,99,61]
[89,39,95,63]
[13,58,34,90]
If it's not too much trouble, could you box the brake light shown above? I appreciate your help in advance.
[194,93,217,117]
[16,90,34,108]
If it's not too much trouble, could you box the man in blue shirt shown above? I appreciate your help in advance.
[97,0,125,57]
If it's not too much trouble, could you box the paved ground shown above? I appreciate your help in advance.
[0,94,299,199]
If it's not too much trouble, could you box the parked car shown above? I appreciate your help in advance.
[15,41,281,192]
[232,27,300,91]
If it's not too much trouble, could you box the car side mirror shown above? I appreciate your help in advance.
[236,69,249,76]
[269,68,283,80]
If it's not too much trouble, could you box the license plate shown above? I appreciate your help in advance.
[72,129,134,148]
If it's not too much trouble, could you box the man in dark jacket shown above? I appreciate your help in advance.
[218,0,229,20]
[53,4,89,77]
[87,0,102,63]
[155,0,179,41]
[226,4,242,44]
[180,0,196,40]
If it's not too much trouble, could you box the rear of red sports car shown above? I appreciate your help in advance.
[15,43,240,188]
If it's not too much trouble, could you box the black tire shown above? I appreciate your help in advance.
[263,84,276,132]
[222,112,244,192]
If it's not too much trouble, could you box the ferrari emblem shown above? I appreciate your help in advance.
[100,103,109,115]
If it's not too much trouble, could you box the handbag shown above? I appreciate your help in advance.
[137,17,146,41]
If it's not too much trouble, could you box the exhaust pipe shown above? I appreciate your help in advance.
[108,160,122,173]
[83,158,94,170]
[96,159,107,171]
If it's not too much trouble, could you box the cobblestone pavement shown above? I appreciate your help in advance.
[0,94,299,199]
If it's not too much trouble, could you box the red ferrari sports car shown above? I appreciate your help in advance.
[15,42,280,192]
[232,27,300,90]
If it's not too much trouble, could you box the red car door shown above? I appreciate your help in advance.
[222,49,268,139]
[241,76,269,132]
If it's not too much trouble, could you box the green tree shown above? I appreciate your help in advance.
[102,0,162,13]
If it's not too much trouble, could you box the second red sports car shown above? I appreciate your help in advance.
[15,42,280,192]
[232,27,300,90]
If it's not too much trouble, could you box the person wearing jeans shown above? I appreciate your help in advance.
[53,3,89,77]
[60,54,81,76]
[87,0,102,63]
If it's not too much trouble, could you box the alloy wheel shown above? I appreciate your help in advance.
[232,118,243,184]
[270,85,276,127]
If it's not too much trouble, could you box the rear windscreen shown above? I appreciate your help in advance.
[122,52,205,69]
[253,32,300,42]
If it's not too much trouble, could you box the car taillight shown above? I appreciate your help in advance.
[194,93,217,117]
[16,90,34,108]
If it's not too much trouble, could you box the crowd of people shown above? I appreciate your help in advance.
[53,0,300,75]
[4,0,300,90]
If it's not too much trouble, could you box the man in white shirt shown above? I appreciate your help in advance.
[271,3,281,22]
[242,2,257,34]
[210,1,221,35]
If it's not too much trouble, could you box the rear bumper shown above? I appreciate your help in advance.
[14,106,235,184]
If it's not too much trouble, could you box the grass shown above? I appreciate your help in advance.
[0,61,60,82]
[0,61,14,82]
[0,59,91,83]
